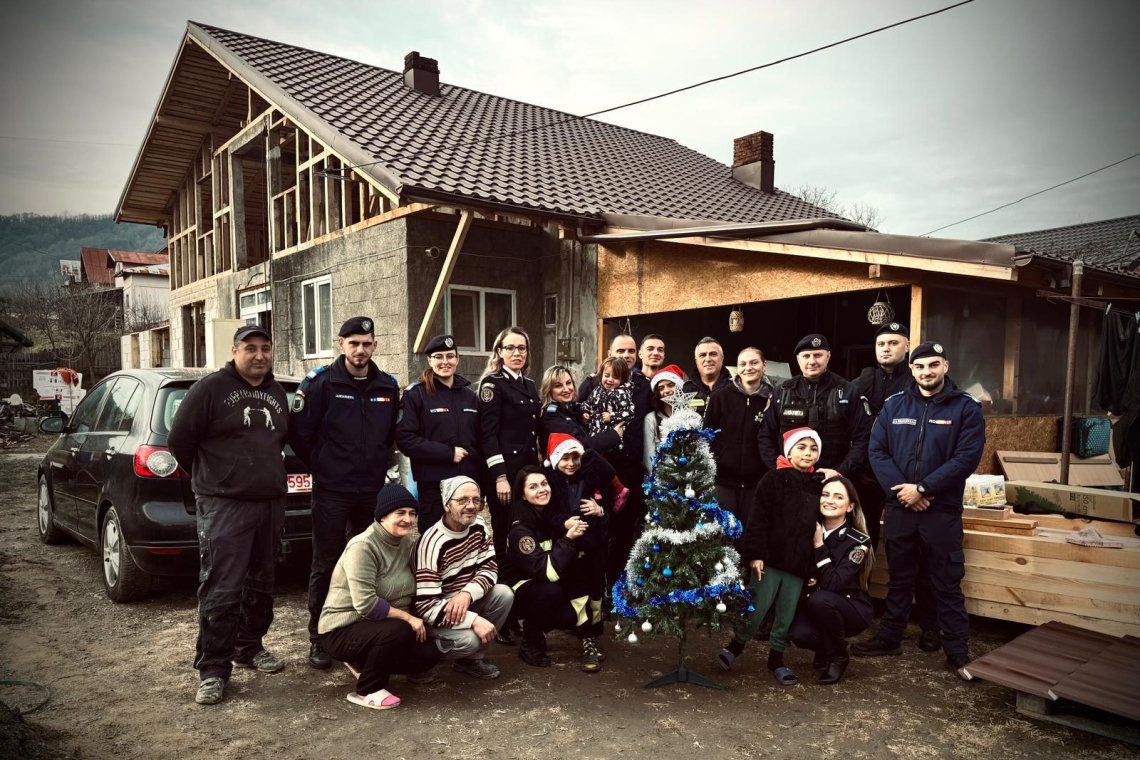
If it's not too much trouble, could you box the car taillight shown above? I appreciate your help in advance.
[134,446,180,478]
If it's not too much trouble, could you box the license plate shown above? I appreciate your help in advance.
[287,473,313,493]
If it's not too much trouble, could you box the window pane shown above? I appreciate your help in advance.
[96,379,142,433]
[70,381,112,435]
[925,288,1007,414]
[484,292,514,352]
[303,282,316,355]
[318,281,332,352]
[450,289,478,349]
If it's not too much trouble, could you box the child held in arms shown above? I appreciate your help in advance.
[582,357,636,450]
[545,433,627,534]
[715,427,825,686]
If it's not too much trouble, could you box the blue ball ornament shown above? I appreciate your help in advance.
[652,544,661,552]
[643,560,651,570]
[663,568,673,578]
[635,577,644,586]
[678,456,689,465]
[652,511,660,521]
[747,604,756,613]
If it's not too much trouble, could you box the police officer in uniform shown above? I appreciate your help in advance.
[397,334,481,532]
[288,316,400,670]
[854,341,986,679]
[758,333,873,479]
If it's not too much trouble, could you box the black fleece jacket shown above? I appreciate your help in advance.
[168,361,289,500]
[742,466,824,579]
[704,376,772,486]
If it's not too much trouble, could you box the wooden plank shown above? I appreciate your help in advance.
[1031,513,1140,538]
[967,598,1140,639]
[964,548,1140,588]
[910,284,924,344]
[961,566,1140,607]
[1003,293,1022,414]
[962,520,1037,536]
[230,153,247,269]
[964,530,1140,569]
[154,113,228,137]
[961,581,1140,625]
[413,210,473,353]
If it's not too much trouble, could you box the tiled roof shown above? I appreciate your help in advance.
[194,23,833,224]
[982,214,1140,270]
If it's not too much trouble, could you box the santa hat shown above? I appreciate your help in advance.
[546,433,585,468]
[650,364,684,391]
[782,427,822,457]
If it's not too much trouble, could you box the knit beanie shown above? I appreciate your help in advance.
[440,475,480,505]
[782,427,822,457]
[651,364,685,391]
[546,433,584,469]
[375,483,419,522]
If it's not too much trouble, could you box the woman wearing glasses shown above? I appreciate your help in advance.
[397,334,482,532]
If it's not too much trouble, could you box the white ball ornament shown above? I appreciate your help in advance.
[641,620,653,633]
[685,487,696,498]
[716,602,728,613]
[628,633,639,644]
[615,623,622,633]
[715,561,724,572]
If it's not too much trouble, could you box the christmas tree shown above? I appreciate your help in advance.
[612,390,751,688]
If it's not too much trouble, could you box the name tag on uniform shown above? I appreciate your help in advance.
[370,397,392,403]
[463,408,478,413]
[429,407,449,413]
[929,419,953,425]
[784,409,805,417]
[334,394,354,400]
[689,399,705,408]
[893,418,917,425]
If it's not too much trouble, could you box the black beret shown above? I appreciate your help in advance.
[375,483,418,523]
[424,334,458,355]
[875,321,909,340]
[910,340,948,364]
[338,316,374,338]
[233,324,270,344]
[794,334,830,354]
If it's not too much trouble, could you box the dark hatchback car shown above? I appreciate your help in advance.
[37,368,313,602]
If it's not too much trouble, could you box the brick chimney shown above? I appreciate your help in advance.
[403,51,439,96]
[732,130,775,193]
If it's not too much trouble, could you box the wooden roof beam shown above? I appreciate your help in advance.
[155,113,229,137]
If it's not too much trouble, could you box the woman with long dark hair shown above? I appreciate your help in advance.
[642,364,684,471]
[396,334,481,532]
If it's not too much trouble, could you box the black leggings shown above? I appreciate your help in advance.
[789,589,872,659]
[512,580,603,642]
[321,618,441,696]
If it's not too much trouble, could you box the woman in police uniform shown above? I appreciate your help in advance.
[789,473,874,685]
[536,365,624,456]
[396,334,481,532]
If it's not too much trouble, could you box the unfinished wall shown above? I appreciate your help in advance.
[168,261,270,368]
[979,416,1059,475]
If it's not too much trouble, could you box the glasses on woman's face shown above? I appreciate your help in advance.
[449,496,483,508]
[430,353,458,362]
[500,345,528,355]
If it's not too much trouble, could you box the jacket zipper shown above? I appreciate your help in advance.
[913,399,931,482]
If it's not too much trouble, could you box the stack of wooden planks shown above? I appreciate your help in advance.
[870,508,1140,638]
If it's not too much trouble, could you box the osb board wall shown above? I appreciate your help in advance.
[979,416,1058,475]
[596,240,909,317]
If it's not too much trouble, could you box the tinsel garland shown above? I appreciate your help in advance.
[641,483,743,540]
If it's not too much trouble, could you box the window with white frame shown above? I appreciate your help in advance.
[239,286,272,336]
[447,285,517,354]
[301,276,333,357]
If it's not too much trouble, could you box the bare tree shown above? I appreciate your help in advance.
[1,281,122,379]
[123,298,168,333]
[791,184,886,231]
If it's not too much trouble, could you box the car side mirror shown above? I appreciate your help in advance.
[39,416,65,434]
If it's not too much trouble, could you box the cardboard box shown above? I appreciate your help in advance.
[997,451,1123,488]
[1005,480,1140,523]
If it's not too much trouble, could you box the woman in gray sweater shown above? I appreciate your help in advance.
[319,484,440,710]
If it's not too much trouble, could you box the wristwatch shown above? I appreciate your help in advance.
[916,481,928,495]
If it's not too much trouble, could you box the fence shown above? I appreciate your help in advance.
[0,344,121,398]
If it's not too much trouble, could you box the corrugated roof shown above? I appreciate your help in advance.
[80,247,167,285]
[983,215,1140,270]
[108,250,168,266]
[190,22,833,225]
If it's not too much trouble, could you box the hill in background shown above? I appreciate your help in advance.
[0,213,166,284]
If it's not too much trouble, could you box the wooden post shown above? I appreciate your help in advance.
[910,284,924,344]
[266,131,281,254]
[1003,294,1022,415]
[413,210,473,353]
[1060,261,1084,485]
[230,153,247,269]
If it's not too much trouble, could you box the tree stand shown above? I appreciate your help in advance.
[644,634,725,690]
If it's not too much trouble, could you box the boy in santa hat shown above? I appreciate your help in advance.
[716,427,825,686]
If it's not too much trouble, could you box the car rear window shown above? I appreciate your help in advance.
[153,383,298,435]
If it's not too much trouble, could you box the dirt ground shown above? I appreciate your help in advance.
[1,440,1137,760]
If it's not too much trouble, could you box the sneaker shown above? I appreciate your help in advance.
[519,640,552,667]
[194,677,225,705]
[234,649,284,673]
[308,641,332,670]
[407,670,436,684]
[851,635,902,658]
[919,629,942,653]
[581,638,602,673]
[453,657,500,680]
[946,654,973,681]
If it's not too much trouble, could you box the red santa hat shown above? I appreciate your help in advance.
[546,433,585,469]
[782,427,822,457]
[650,364,685,391]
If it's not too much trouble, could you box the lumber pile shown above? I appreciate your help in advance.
[870,508,1140,638]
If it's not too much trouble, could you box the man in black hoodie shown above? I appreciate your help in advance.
[168,324,290,706]
[683,336,732,417]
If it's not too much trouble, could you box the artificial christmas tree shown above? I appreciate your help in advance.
[612,390,752,689]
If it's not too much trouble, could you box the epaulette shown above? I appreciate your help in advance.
[305,365,329,380]
[405,381,422,392]
[883,390,906,404]
[846,527,871,545]
[545,403,558,413]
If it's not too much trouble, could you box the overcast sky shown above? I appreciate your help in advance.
[0,0,1136,240]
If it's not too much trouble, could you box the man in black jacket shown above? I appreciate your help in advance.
[683,336,732,417]
[169,324,290,706]
[288,316,400,670]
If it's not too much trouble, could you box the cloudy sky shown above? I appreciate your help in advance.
[0,0,1136,240]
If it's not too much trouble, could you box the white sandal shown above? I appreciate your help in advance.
[346,688,401,710]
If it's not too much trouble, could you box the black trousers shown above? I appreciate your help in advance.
[789,589,873,659]
[308,485,376,641]
[880,507,970,656]
[513,578,603,642]
[715,482,757,558]
[194,496,283,681]
[606,459,646,591]
[860,483,939,633]
[416,480,443,534]
[484,477,514,563]
[321,618,441,695]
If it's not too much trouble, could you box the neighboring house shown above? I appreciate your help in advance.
[115,263,170,321]
[79,247,168,288]
[59,259,82,283]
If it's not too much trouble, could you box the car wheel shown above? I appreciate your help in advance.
[101,506,151,603]
[37,474,67,545]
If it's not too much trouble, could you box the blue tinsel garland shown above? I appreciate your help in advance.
[611,574,751,618]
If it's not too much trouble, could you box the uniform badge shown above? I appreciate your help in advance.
[480,383,495,403]
[848,546,867,565]
[933,343,943,353]
[444,337,454,348]
[290,391,305,413]
[362,319,372,332]
[811,337,822,348]
[889,322,900,331]
[519,536,536,555]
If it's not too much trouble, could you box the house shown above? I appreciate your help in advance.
[115,262,170,322]
[78,247,168,288]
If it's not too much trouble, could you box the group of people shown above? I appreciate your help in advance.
[167,313,985,708]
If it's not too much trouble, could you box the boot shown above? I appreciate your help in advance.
[818,643,849,685]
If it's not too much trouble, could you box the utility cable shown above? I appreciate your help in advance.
[0,135,136,147]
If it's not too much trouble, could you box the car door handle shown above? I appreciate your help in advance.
[69,447,80,454]
[104,448,116,458]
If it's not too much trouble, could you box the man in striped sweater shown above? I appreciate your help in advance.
[414,476,514,679]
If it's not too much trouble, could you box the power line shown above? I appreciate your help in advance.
[0,233,66,260]
[324,0,977,177]
[0,135,137,147]
[920,151,1140,237]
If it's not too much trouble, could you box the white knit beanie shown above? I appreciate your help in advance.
[440,475,479,505]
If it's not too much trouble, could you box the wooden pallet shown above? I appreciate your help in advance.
[1015,692,1140,746]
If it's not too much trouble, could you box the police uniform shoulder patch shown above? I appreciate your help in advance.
[545,404,558,413]
[519,535,536,555]
[846,527,871,545]
[405,381,422,392]
[848,545,867,565]
[305,364,329,380]
[480,383,495,403]
[290,391,305,413]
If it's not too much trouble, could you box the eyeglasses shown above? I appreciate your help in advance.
[500,345,528,354]
[449,497,483,508]
[429,353,458,362]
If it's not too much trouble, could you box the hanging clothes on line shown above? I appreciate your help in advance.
[1095,308,1138,414]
